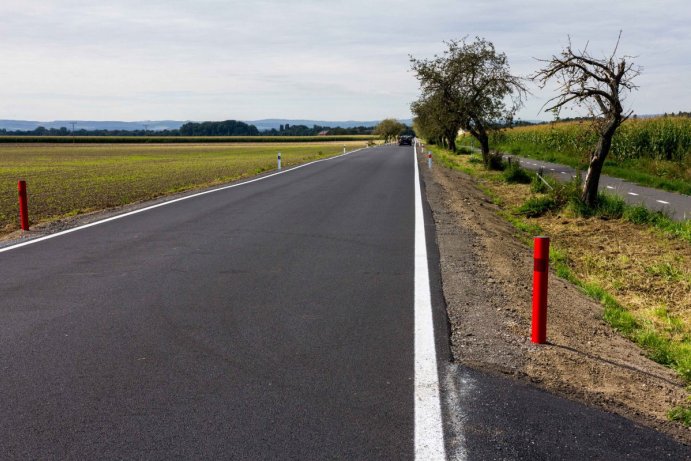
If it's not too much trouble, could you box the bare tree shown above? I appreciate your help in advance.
[533,32,641,207]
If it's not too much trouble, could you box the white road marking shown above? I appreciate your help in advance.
[0,147,367,254]
[549,168,555,171]
[656,200,670,205]
[560,171,567,175]
[606,186,615,190]
[628,192,639,196]
[414,148,448,460]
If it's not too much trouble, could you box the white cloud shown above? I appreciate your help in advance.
[0,0,688,121]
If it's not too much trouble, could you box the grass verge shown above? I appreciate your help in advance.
[430,146,691,416]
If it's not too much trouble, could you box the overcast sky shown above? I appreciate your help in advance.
[1,0,689,122]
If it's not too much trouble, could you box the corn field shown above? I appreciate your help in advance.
[493,116,691,163]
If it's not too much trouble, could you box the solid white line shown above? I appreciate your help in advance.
[656,200,670,205]
[413,147,447,460]
[0,147,366,254]
[628,192,639,196]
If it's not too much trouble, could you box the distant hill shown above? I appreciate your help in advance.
[0,119,186,132]
[0,118,413,132]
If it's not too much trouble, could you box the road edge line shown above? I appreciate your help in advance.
[414,145,448,460]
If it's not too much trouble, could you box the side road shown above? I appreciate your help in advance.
[417,150,691,450]
[501,153,691,220]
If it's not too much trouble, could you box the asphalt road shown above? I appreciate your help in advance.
[1,145,688,459]
[502,154,691,220]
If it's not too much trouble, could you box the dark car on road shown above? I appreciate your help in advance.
[398,135,412,146]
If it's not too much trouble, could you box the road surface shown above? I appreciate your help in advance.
[1,145,688,459]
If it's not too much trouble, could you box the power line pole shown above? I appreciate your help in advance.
[143,124,149,136]
[70,122,76,143]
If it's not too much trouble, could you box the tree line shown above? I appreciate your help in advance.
[0,120,377,137]
[409,32,642,207]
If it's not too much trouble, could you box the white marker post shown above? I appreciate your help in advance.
[428,150,432,169]
[343,145,346,154]
[277,152,282,170]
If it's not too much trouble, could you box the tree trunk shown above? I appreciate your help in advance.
[581,126,615,207]
[478,134,490,166]
[447,131,457,152]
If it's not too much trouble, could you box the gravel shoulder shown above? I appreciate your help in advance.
[419,151,691,444]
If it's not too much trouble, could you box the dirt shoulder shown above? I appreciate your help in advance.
[419,151,691,444]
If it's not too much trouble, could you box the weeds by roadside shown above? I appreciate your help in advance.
[669,400,691,427]
[428,146,691,419]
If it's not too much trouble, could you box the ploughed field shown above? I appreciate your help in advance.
[0,141,366,233]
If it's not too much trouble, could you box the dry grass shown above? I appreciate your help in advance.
[433,148,691,356]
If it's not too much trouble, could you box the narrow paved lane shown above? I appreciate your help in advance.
[502,154,690,220]
[0,146,423,459]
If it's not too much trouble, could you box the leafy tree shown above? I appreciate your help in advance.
[533,33,641,207]
[179,120,259,136]
[411,37,526,166]
[373,118,406,142]
[411,92,457,149]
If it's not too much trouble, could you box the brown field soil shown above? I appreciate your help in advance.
[419,151,691,444]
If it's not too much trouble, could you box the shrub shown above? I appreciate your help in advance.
[531,171,557,193]
[516,196,559,217]
[503,162,531,183]
[569,192,625,219]
[468,154,484,164]
[488,154,506,171]
[457,146,473,155]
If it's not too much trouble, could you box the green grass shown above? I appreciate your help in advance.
[622,205,691,242]
[503,162,532,184]
[516,196,559,217]
[0,141,367,232]
[668,403,691,427]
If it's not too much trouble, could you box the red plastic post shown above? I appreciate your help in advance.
[531,236,550,343]
[18,180,29,231]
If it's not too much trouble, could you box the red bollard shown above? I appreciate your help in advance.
[18,180,29,231]
[531,236,550,343]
